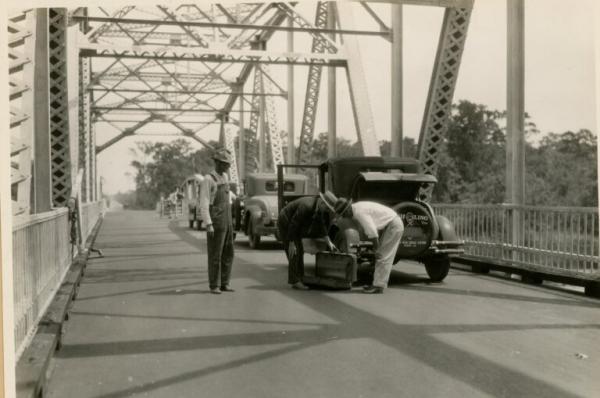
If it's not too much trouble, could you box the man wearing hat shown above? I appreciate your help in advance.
[322,191,404,294]
[199,148,236,294]
[277,193,337,290]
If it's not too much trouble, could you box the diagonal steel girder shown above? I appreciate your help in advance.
[156,6,210,48]
[244,66,262,174]
[87,5,242,97]
[296,1,331,164]
[86,6,136,43]
[96,115,155,153]
[336,3,380,156]
[262,65,285,169]
[417,3,473,192]
[221,5,294,115]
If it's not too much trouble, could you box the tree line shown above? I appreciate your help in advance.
[115,100,597,209]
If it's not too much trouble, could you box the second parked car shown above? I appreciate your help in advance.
[234,173,309,248]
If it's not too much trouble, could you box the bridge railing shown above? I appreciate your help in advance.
[11,201,104,358]
[433,204,599,276]
[157,199,183,219]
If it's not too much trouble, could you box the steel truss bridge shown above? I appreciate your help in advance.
[3,1,599,397]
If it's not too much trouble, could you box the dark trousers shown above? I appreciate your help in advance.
[278,218,304,284]
[207,225,234,289]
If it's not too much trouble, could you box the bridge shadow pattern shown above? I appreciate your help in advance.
[54,219,599,398]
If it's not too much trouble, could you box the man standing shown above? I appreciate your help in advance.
[323,192,404,294]
[277,193,336,290]
[199,148,235,294]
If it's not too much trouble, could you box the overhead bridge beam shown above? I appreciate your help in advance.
[71,15,390,37]
[88,88,286,97]
[92,106,258,113]
[349,0,472,7]
[80,44,347,67]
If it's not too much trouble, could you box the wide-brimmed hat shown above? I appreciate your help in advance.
[319,190,352,215]
[212,148,233,164]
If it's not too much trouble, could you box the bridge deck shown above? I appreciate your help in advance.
[46,210,599,398]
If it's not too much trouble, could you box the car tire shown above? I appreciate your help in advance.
[424,256,450,282]
[248,220,261,249]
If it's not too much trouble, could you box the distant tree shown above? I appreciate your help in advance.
[308,132,362,163]
[432,101,506,203]
[379,138,417,158]
[130,139,218,209]
[112,190,137,209]
[526,129,597,206]
[431,100,596,206]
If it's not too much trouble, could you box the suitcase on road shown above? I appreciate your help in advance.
[302,252,357,289]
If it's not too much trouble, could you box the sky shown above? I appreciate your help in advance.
[11,0,597,195]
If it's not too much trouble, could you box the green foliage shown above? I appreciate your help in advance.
[127,105,596,208]
[130,139,218,209]
[432,101,507,203]
[308,132,361,162]
[431,100,597,207]
[526,129,597,206]
[308,132,417,163]
[379,138,417,158]
[112,190,138,209]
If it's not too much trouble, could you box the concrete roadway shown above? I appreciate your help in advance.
[46,210,600,398]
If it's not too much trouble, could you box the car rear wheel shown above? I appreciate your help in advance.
[424,256,450,282]
[248,220,261,249]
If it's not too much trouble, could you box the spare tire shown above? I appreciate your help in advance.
[393,202,439,259]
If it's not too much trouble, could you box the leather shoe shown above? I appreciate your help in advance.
[362,285,384,294]
[220,285,235,292]
[292,282,310,290]
[210,287,222,294]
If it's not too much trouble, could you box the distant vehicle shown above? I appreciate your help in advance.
[180,174,204,230]
[233,173,309,249]
[278,157,464,282]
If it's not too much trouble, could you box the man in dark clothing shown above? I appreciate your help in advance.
[277,194,336,290]
[199,148,236,294]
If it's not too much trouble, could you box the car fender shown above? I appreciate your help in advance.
[244,205,263,234]
[435,215,459,241]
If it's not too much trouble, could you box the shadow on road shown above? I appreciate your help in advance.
[56,218,599,398]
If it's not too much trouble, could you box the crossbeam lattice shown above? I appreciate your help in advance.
[418,4,473,198]
[48,8,71,206]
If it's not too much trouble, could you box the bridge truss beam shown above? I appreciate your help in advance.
[48,8,72,207]
[417,1,473,197]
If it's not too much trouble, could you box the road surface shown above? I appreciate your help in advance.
[46,210,600,398]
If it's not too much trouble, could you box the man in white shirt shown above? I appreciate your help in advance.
[323,191,404,294]
[198,148,235,294]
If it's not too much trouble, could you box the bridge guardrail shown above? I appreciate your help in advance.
[11,201,104,359]
[157,199,183,219]
[432,204,599,279]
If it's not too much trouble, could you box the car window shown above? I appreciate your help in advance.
[283,181,295,192]
[265,181,277,192]
[265,180,296,192]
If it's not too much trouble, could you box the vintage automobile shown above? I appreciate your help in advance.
[277,157,464,282]
[234,173,309,249]
[180,174,204,230]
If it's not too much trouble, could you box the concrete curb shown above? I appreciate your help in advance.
[15,216,104,398]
